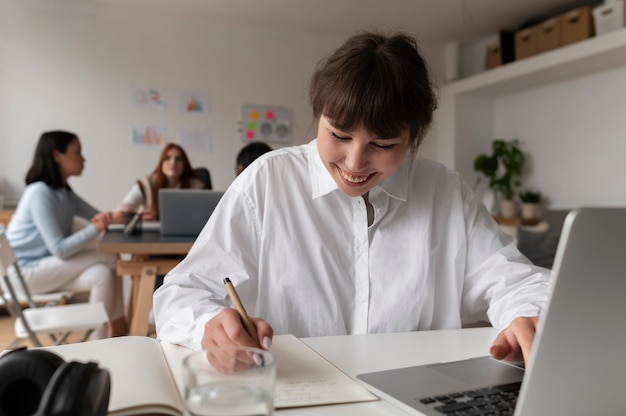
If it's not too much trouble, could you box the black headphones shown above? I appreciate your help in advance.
[0,348,110,416]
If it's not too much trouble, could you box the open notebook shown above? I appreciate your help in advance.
[357,207,626,415]
[40,335,376,415]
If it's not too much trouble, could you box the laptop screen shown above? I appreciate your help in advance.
[158,189,224,236]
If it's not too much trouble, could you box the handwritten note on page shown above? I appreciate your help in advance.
[271,334,378,408]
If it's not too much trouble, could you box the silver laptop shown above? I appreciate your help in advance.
[357,207,626,415]
[159,189,224,236]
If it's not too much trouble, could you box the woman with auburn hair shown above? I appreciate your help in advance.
[116,143,206,221]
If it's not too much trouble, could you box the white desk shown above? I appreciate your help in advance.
[281,327,498,416]
[26,328,498,415]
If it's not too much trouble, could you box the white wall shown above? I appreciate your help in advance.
[458,34,499,79]
[491,64,626,208]
[0,2,346,209]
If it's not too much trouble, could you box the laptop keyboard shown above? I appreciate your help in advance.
[417,381,521,415]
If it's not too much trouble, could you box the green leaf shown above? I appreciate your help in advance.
[473,138,526,200]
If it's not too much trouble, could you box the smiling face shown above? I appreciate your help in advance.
[317,115,409,198]
[53,138,85,182]
[161,148,185,185]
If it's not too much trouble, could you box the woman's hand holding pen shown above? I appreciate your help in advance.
[201,308,274,351]
[201,278,273,371]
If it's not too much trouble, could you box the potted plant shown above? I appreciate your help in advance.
[519,189,543,223]
[473,139,525,218]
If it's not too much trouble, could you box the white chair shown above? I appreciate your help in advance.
[0,288,73,308]
[0,232,110,348]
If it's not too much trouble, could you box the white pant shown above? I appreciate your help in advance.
[15,249,124,339]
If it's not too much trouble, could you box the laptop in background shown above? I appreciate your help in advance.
[357,207,626,415]
[159,189,224,237]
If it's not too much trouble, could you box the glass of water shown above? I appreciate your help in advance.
[183,346,276,416]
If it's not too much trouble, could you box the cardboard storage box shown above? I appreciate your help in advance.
[515,27,537,60]
[536,17,562,53]
[485,31,515,69]
[486,43,502,69]
[593,0,624,36]
[561,5,595,46]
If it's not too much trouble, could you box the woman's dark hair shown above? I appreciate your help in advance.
[25,130,78,188]
[309,31,438,159]
[150,143,200,213]
[236,142,273,173]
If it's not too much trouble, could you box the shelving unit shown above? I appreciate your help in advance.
[434,27,626,203]
[447,27,626,97]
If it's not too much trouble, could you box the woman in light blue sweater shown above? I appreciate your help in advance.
[5,131,126,338]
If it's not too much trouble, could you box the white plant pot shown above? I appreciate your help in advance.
[499,199,517,219]
[521,203,541,220]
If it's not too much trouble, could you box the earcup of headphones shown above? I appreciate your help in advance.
[0,348,65,416]
[35,360,111,416]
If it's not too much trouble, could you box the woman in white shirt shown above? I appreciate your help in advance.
[154,31,549,364]
[116,143,206,221]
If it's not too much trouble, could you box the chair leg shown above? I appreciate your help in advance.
[77,329,95,343]
[52,332,71,345]
[26,331,43,347]
[6,337,25,350]
[3,274,43,347]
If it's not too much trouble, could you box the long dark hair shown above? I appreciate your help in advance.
[310,31,438,159]
[25,131,78,189]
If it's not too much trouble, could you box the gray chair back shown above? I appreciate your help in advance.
[193,167,212,190]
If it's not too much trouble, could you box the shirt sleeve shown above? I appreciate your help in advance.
[153,184,261,350]
[31,188,99,259]
[71,190,99,220]
[459,181,550,331]
[116,182,145,212]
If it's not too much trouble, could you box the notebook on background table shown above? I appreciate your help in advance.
[357,207,626,416]
[159,189,224,237]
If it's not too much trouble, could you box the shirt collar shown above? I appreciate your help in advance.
[308,139,410,202]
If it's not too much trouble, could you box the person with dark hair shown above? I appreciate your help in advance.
[5,130,126,338]
[235,142,273,175]
[154,31,549,365]
[116,143,206,221]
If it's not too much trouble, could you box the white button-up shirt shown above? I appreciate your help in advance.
[154,140,549,351]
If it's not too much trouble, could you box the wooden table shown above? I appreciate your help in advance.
[0,210,14,227]
[97,231,194,336]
